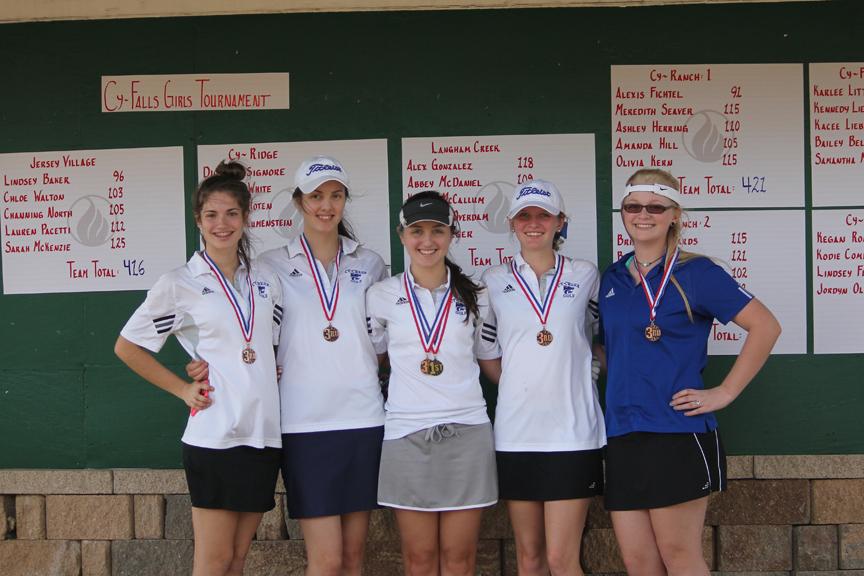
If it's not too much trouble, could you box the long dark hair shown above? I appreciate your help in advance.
[292,186,357,241]
[399,191,481,321]
[193,161,252,269]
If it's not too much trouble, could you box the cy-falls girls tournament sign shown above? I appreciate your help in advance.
[401,134,597,276]
[1,147,185,294]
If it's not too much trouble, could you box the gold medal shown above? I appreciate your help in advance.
[644,322,662,342]
[420,358,445,376]
[536,328,554,346]
[323,324,340,342]
[242,344,257,364]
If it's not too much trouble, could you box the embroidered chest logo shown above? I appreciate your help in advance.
[289,268,303,278]
[502,284,515,294]
[346,268,366,284]
[201,286,215,296]
[454,300,467,316]
[253,281,271,299]
[561,281,580,298]
[396,296,409,305]
[605,287,616,298]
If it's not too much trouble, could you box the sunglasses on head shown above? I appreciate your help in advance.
[621,203,675,214]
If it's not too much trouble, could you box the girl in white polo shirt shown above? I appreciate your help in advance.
[367,191,499,576]
[480,179,605,576]
[188,155,387,575]
[115,161,283,576]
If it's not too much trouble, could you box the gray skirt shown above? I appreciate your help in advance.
[378,422,498,511]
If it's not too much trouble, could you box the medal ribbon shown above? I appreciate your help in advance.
[510,254,565,327]
[403,271,453,356]
[199,251,255,344]
[636,247,680,323]
[299,235,342,324]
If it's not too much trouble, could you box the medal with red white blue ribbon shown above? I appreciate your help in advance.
[511,254,564,346]
[404,271,453,376]
[199,250,256,363]
[300,235,342,342]
[635,247,680,342]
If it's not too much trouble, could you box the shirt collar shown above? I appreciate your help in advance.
[188,251,248,278]
[514,252,559,278]
[285,234,359,258]
[406,266,451,293]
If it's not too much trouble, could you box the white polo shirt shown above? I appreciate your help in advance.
[481,253,606,452]
[367,269,499,440]
[120,254,283,450]
[258,236,387,433]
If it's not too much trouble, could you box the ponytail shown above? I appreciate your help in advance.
[445,257,481,323]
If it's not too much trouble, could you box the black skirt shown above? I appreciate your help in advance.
[604,429,726,511]
[182,443,281,513]
[496,449,604,501]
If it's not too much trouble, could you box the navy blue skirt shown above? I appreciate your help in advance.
[282,425,384,519]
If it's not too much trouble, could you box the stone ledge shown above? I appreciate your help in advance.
[756,455,864,479]
[706,479,809,525]
[0,470,112,495]
[812,479,864,524]
[46,495,133,540]
[134,495,164,539]
[727,455,754,479]
[0,540,81,576]
[840,524,864,570]
[795,572,864,576]
[112,540,193,576]
[113,470,187,494]
[82,540,111,576]
[15,495,46,539]
[795,525,838,571]
[717,525,792,571]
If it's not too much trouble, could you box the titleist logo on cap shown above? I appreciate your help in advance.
[516,186,551,199]
[305,163,343,176]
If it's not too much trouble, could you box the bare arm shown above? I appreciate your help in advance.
[671,298,781,416]
[478,357,502,386]
[115,336,213,411]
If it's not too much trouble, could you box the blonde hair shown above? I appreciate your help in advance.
[625,169,701,322]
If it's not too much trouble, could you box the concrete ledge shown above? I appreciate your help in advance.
[707,480,809,525]
[812,480,864,524]
[717,525,792,571]
[113,470,187,494]
[840,524,864,569]
[0,540,81,576]
[0,470,112,495]
[112,540,193,576]
[727,455,754,479]
[46,495,133,540]
[756,455,864,479]
[82,540,111,576]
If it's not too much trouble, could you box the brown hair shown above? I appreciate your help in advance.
[398,191,481,321]
[193,161,252,269]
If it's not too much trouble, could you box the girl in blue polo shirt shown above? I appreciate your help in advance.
[598,168,781,575]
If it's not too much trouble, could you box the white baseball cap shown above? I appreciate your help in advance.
[294,156,350,194]
[507,179,564,219]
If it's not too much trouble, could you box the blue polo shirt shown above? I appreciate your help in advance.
[598,252,753,438]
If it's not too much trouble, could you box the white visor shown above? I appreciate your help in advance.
[624,183,680,205]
